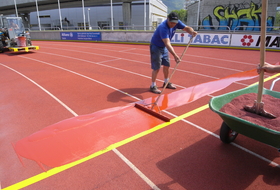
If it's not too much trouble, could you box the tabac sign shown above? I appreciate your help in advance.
[171,33,230,46]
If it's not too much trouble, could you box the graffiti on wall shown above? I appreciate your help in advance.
[202,2,275,31]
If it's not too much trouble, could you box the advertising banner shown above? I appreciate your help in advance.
[231,34,279,49]
[171,33,230,46]
[60,32,101,41]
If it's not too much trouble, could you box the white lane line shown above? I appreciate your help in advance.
[118,48,137,52]
[40,46,245,76]
[1,62,159,188]
[40,45,262,88]
[16,54,280,168]
[31,43,280,167]
[21,53,152,80]
[39,42,255,66]
[184,60,243,72]
[0,63,79,117]
[165,111,280,168]
[18,56,142,101]
[188,54,256,66]
[113,149,160,190]
[232,142,280,167]
[4,50,279,187]
[37,51,252,88]
[37,51,219,89]
[38,51,253,88]
[34,51,253,89]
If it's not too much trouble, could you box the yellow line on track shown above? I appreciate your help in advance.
[5,72,280,189]
[249,73,280,86]
[4,104,209,190]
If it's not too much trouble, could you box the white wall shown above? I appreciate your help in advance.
[30,0,167,30]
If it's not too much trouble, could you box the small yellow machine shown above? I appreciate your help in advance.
[0,16,39,53]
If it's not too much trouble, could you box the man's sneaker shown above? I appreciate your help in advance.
[163,82,176,89]
[150,86,161,94]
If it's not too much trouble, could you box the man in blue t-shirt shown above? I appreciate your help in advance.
[149,12,197,94]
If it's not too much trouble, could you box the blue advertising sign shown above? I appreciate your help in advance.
[60,32,101,41]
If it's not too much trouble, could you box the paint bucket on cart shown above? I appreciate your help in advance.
[17,36,26,47]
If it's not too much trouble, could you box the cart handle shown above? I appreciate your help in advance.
[270,78,280,91]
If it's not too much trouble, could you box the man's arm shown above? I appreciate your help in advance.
[162,38,180,63]
[258,62,280,74]
[182,26,198,37]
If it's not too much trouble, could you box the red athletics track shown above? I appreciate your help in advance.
[1,41,280,190]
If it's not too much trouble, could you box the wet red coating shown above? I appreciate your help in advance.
[14,104,163,169]
[137,69,258,112]
[13,69,258,169]
[220,93,280,131]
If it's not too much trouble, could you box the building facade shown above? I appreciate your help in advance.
[29,0,168,30]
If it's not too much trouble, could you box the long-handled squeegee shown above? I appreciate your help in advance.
[244,0,276,119]
[135,36,194,122]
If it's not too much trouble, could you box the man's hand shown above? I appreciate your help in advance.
[257,62,280,74]
[192,31,198,37]
[174,54,181,64]
[257,62,279,74]
[184,26,198,37]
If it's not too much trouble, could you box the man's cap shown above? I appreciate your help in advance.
[168,12,179,23]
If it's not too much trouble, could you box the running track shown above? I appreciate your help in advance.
[1,41,280,190]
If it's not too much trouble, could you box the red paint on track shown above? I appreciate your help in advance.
[14,104,163,169]
[138,69,259,111]
[13,68,258,170]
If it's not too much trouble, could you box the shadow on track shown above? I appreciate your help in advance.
[107,88,151,103]
[156,130,280,190]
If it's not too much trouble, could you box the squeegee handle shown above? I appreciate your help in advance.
[257,0,267,104]
[151,36,194,110]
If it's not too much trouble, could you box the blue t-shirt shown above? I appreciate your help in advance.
[151,20,186,47]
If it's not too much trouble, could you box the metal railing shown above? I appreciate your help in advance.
[187,25,280,33]
[60,26,101,30]
[188,25,231,32]
[29,24,280,34]
[30,25,101,31]
[31,25,153,31]
[101,25,156,30]
[233,26,280,33]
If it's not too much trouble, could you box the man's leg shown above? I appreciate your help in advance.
[163,65,169,80]
[150,44,162,94]
[161,47,176,89]
[162,65,176,89]
[150,69,161,94]
[152,69,160,84]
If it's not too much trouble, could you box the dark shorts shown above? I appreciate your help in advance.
[150,43,170,70]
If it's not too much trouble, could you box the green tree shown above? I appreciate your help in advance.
[162,0,185,13]
[171,9,188,23]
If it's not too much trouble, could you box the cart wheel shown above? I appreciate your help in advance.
[0,41,3,53]
[220,122,238,143]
